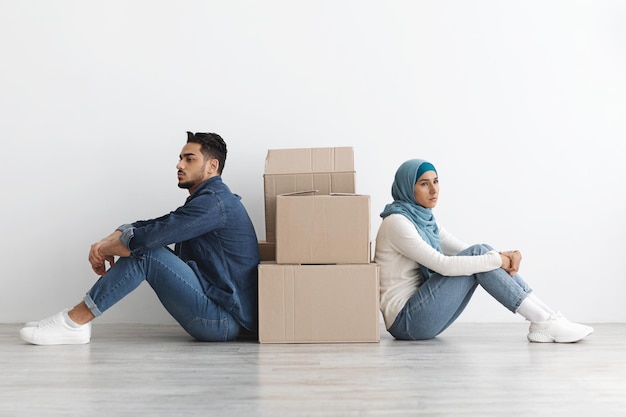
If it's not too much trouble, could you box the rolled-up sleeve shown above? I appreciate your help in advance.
[116,224,135,250]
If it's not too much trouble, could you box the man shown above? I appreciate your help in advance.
[20,132,260,345]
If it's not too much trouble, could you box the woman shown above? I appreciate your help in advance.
[374,159,593,343]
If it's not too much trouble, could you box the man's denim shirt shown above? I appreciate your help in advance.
[118,176,260,332]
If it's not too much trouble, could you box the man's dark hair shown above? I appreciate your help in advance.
[186,131,227,174]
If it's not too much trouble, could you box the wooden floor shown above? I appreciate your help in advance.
[1,322,624,417]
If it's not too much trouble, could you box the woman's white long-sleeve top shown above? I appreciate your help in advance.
[374,214,503,329]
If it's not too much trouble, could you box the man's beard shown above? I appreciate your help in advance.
[177,180,194,189]
[177,164,206,190]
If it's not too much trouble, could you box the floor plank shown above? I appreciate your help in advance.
[1,322,623,417]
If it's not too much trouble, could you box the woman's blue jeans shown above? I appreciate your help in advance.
[388,244,532,340]
[83,247,241,342]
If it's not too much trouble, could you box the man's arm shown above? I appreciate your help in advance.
[126,193,222,254]
[88,230,131,276]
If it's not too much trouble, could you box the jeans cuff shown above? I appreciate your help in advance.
[83,293,103,318]
[513,290,532,313]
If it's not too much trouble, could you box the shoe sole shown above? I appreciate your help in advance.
[19,328,91,346]
[20,334,91,345]
[527,329,594,343]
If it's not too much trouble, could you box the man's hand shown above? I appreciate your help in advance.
[89,240,110,276]
[88,230,131,276]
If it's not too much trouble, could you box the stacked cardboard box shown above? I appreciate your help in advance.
[263,146,356,242]
[275,192,371,264]
[258,147,380,344]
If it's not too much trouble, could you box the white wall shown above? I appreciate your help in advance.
[1,0,624,324]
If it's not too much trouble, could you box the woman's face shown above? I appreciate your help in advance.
[413,170,439,208]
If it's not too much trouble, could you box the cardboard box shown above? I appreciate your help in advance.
[258,240,276,262]
[264,147,356,242]
[258,263,380,343]
[275,193,371,264]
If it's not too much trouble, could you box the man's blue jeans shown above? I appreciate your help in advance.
[388,244,532,340]
[83,247,240,342]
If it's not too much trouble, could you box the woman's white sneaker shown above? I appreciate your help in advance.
[19,311,91,345]
[527,312,593,343]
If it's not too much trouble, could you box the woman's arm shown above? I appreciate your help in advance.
[440,224,522,276]
[382,215,503,277]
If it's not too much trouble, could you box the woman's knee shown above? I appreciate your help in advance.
[460,243,494,256]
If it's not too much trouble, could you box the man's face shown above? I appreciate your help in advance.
[176,142,211,194]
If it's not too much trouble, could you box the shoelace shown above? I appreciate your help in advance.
[37,315,62,329]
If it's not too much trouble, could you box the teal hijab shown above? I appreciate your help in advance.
[380,159,440,279]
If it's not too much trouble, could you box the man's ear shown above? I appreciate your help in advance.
[208,158,220,175]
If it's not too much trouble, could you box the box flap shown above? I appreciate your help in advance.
[279,190,319,197]
[264,147,354,175]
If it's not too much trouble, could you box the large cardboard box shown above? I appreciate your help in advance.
[258,263,380,343]
[264,147,356,242]
[275,193,371,264]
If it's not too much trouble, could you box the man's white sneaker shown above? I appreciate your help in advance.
[23,308,69,327]
[19,312,91,345]
[527,311,593,343]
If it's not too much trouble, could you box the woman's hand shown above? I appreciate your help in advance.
[500,250,522,276]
